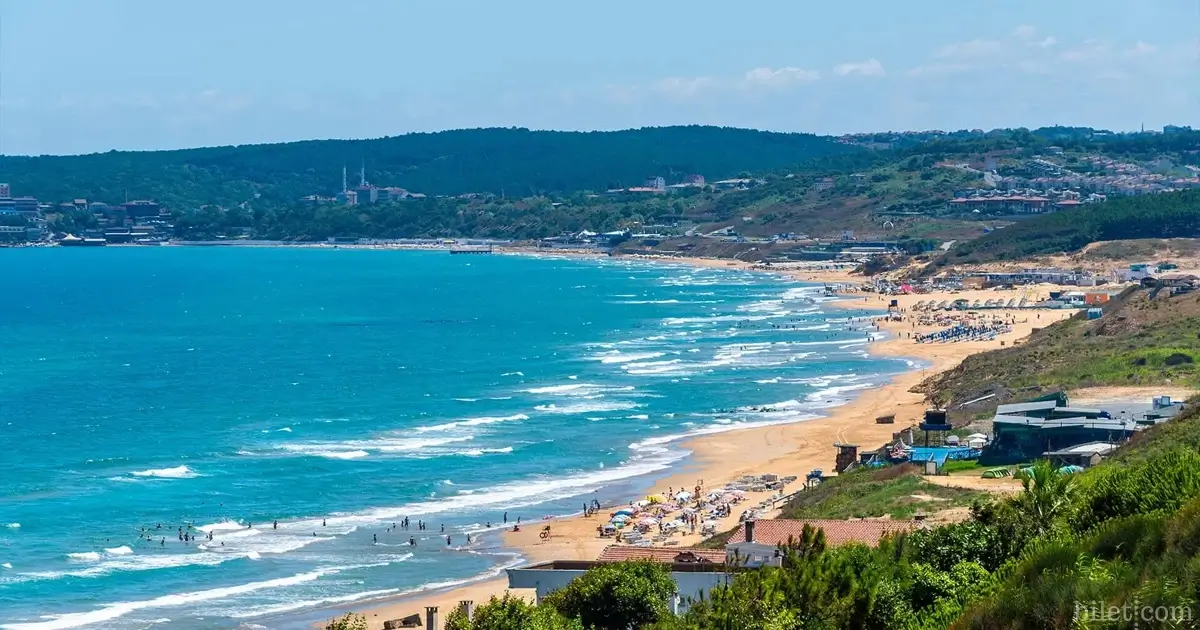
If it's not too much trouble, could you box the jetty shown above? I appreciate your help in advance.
[449,245,493,254]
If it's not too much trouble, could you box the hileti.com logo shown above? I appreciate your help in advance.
[1075,600,1195,628]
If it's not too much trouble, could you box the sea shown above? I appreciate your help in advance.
[0,247,909,629]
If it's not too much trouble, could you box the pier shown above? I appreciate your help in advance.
[449,245,493,254]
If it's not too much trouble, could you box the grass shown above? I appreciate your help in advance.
[779,464,986,520]
[940,460,985,474]
[917,288,1200,413]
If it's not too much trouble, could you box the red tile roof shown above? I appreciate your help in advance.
[729,519,914,548]
[596,545,727,564]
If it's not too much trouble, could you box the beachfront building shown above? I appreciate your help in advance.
[506,546,730,614]
[988,400,1140,463]
[725,519,914,568]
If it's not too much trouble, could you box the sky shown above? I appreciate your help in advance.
[1,0,1197,155]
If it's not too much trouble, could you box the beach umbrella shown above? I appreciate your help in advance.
[702,520,719,527]
[674,491,693,502]
[610,514,631,523]
[637,517,658,526]
[646,494,664,504]
[633,500,650,508]
[613,509,634,516]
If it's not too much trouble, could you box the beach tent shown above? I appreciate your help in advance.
[674,491,693,502]
[610,514,632,523]
[633,500,651,508]
[646,494,664,504]
[966,433,989,441]
[968,437,987,449]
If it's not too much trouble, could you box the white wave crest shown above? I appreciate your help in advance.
[415,414,528,433]
[130,465,198,479]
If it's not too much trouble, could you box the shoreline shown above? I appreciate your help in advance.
[318,255,1078,629]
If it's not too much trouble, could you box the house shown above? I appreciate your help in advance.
[506,546,731,614]
[1043,441,1118,468]
[725,519,914,568]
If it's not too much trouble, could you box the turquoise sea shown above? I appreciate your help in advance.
[0,248,907,629]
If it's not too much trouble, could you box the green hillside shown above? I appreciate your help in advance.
[928,190,1200,269]
[0,126,857,206]
[915,286,1200,416]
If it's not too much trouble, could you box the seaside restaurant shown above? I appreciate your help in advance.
[989,401,1141,464]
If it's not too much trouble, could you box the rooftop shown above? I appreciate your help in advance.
[729,519,914,548]
[596,546,727,564]
[1044,441,1119,456]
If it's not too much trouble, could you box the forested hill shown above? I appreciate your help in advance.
[928,189,1200,269]
[0,126,857,207]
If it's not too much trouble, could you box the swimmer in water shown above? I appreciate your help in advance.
[373,534,378,544]
[409,537,416,546]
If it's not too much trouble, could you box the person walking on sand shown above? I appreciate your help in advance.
[503,512,507,524]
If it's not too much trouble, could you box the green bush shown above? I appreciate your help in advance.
[543,561,677,630]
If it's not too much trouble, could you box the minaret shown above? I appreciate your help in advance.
[342,165,348,193]
[360,160,366,188]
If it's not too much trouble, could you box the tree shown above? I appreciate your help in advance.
[543,561,677,630]
[1018,460,1077,536]
[444,594,581,630]
[324,613,367,630]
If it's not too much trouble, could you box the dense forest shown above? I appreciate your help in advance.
[0,126,857,207]
[928,190,1200,268]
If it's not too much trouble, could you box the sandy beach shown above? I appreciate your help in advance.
[323,258,1081,630]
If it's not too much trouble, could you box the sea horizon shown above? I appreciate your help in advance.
[0,248,907,629]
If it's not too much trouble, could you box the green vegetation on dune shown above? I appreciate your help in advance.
[780,464,986,520]
[929,190,1200,268]
[917,287,1200,410]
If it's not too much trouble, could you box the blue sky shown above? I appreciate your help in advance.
[2,0,1197,154]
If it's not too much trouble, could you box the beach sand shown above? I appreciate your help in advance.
[326,263,1081,630]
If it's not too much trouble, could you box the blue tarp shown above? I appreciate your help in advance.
[907,446,981,464]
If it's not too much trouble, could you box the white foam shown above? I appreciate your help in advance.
[318,450,369,460]
[103,546,133,556]
[415,414,528,433]
[626,414,649,420]
[0,565,367,630]
[4,523,18,529]
[592,351,666,364]
[454,398,479,402]
[66,552,100,562]
[535,401,639,415]
[459,447,514,457]
[1,563,11,569]
[500,371,524,377]
[524,383,591,394]
[197,520,244,534]
[226,588,403,619]
[130,465,198,479]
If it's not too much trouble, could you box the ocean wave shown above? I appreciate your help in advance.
[226,587,404,619]
[459,447,515,457]
[4,523,18,529]
[805,382,876,402]
[0,564,371,630]
[415,413,528,433]
[351,447,686,521]
[454,398,479,402]
[275,435,475,459]
[500,371,524,377]
[103,546,133,556]
[629,413,822,455]
[130,465,198,479]
[534,401,639,415]
[66,552,100,562]
[591,351,666,364]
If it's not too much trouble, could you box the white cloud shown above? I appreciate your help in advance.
[1060,39,1111,62]
[1036,36,1058,49]
[833,58,885,77]
[742,66,821,88]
